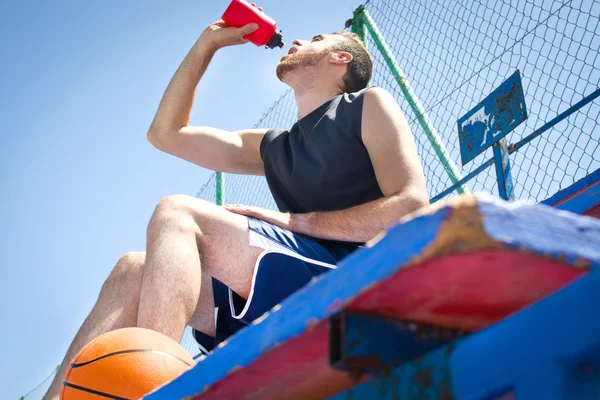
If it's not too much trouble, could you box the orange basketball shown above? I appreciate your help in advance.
[60,327,195,400]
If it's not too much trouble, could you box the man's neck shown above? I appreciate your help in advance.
[294,83,343,120]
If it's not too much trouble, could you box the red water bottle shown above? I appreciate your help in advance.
[221,0,285,49]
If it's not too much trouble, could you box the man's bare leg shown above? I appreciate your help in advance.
[42,253,217,400]
[42,253,145,400]
[138,195,263,340]
[44,195,261,399]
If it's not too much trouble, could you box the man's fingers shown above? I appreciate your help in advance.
[212,20,227,28]
[224,204,251,214]
[240,22,259,35]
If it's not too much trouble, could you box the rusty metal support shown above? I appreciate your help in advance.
[329,311,459,377]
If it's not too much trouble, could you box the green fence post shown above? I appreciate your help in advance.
[357,7,469,195]
[350,7,368,49]
[216,172,225,206]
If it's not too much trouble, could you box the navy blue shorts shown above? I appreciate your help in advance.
[192,217,358,355]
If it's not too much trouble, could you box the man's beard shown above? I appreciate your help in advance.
[276,49,329,82]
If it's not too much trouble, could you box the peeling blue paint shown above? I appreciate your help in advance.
[330,268,600,399]
[457,71,528,165]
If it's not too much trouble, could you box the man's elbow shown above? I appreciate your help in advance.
[403,188,430,215]
[147,126,169,151]
[415,190,431,209]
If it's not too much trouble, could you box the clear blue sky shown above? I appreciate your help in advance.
[0,0,362,397]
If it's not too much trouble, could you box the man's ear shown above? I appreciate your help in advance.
[329,51,353,65]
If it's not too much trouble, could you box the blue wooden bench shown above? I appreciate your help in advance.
[145,194,600,399]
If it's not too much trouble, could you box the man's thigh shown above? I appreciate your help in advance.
[173,195,264,300]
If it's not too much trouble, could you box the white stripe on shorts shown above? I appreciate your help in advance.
[227,229,337,321]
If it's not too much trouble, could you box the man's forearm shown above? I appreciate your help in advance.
[294,191,429,243]
[148,38,215,138]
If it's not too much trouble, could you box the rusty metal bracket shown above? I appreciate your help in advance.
[329,311,462,377]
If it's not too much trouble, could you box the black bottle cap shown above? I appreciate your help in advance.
[266,30,285,49]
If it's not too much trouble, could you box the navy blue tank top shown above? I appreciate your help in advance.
[260,89,384,240]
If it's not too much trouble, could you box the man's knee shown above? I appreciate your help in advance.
[104,251,145,289]
[154,194,194,213]
[150,195,219,230]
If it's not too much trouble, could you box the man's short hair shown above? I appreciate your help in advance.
[331,31,373,93]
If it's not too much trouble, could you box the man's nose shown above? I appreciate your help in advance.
[292,39,304,47]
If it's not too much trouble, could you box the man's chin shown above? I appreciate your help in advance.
[276,68,286,82]
[276,62,292,82]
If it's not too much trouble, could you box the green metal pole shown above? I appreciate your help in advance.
[216,172,224,206]
[350,8,368,49]
[357,7,469,195]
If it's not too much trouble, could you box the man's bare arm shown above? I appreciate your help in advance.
[293,87,430,242]
[147,21,266,175]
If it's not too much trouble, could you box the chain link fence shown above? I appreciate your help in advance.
[365,0,599,202]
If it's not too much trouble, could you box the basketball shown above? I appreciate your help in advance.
[60,327,195,400]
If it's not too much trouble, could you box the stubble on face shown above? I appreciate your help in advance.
[276,49,330,82]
